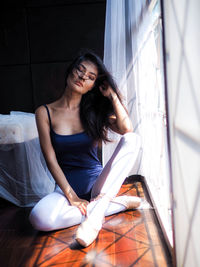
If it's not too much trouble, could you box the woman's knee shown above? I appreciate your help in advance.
[29,207,55,232]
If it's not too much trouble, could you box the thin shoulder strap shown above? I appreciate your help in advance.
[43,104,52,129]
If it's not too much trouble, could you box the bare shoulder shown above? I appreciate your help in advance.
[35,105,48,121]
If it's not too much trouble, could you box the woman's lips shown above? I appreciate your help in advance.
[75,81,83,87]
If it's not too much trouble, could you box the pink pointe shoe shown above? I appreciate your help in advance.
[75,195,141,247]
[75,217,102,247]
[111,195,141,209]
[75,196,107,247]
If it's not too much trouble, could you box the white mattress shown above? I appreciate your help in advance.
[0,111,38,144]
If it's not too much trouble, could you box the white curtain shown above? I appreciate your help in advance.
[103,0,172,245]
[0,112,55,207]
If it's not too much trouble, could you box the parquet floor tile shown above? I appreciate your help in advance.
[0,176,172,267]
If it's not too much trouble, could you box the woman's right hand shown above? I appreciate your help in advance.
[69,197,89,215]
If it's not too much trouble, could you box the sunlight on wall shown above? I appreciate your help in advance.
[163,0,200,266]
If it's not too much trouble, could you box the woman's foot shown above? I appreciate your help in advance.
[75,195,141,247]
[75,196,108,247]
[75,216,102,247]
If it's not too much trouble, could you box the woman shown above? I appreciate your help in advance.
[29,50,141,247]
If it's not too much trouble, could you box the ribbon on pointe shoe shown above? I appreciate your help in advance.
[87,192,113,217]
[76,193,113,247]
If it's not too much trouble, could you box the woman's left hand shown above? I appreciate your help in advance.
[69,197,89,215]
[99,81,133,135]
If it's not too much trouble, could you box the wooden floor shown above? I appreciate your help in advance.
[0,177,172,267]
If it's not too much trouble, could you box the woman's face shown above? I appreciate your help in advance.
[67,60,98,95]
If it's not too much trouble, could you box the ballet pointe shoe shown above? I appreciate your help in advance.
[111,195,141,210]
[75,217,102,247]
[75,195,108,247]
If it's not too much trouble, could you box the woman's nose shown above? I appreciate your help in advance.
[79,75,86,81]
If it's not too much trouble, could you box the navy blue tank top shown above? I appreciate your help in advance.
[44,105,102,200]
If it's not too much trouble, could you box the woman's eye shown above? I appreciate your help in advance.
[89,76,95,81]
[77,66,84,72]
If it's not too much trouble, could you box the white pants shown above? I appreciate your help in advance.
[29,132,141,231]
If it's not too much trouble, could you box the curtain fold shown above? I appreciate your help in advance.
[0,112,55,207]
[103,0,172,245]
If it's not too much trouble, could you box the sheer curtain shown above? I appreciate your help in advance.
[103,0,172,245]
[0,112,55,207]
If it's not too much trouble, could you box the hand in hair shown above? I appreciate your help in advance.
[99,81,118,101]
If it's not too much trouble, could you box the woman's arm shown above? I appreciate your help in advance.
[35,106,88,214]
[99,85,133,135]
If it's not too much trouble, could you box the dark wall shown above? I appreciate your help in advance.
[0,0,106,114]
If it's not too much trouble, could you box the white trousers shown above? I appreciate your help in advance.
[29,132,141,231]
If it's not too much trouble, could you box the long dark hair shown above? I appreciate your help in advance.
[65,49,123,142]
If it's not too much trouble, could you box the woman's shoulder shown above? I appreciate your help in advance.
[35,105,51,128]
[35,101,56,115]
[35,100,61,123]
[35,105,47,116]
[35,105,53,122]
